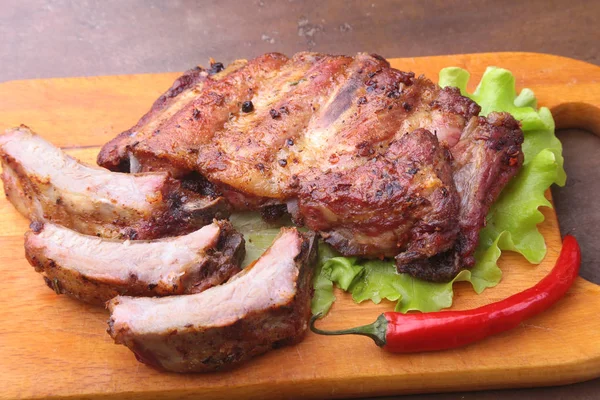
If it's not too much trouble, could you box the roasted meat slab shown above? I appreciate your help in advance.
[107,228,315,372]
[98,52,523,282]
[25,220,244,305]
[0,126,228,239]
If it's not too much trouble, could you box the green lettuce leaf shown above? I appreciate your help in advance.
[228,212,338,315]
[314,233,502,314]
[311,244,340,315]
[438,66,547,132]
[229,212,286,267]
[311,66,566,315]
[479,148,563,263]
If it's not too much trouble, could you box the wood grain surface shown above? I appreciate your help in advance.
[0,52,599,400]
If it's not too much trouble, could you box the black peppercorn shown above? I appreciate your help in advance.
[270,109,281,119]
[209,62,224,74]
[242,101,254,113]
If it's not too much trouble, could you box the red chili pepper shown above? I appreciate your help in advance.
[310,235,581,352]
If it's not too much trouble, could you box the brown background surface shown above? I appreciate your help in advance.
[1,0,599,399]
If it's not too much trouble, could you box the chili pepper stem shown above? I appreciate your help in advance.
[309,312,388,347]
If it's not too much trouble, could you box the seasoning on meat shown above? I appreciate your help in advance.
[107,228,315,372]
[25,220,244,305]
[97,52,524,282]
[0,126,229,239]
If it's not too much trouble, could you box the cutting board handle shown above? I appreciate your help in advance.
[553,102,600,136]
[511,53,600,136]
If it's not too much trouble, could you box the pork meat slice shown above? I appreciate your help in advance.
[107,228,315,372]
[0,126,229,239]
[25,220,244,305]
[97,52,524,281]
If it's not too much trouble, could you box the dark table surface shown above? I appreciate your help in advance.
[2,0,599,399]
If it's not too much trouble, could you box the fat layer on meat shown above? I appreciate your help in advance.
[0,126,229,239]
[107,228,315,372]
[24,220,244,305]
[98,52,524,281]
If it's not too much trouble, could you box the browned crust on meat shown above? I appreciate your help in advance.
[106,229,316,372]
[97,52,524,282]
[97,65,211,173]
[0,126,231,240]
[128,189,231,240]
[298,128,460,259]
[396,112,524,281]
[98,54,290,176]
[24,221,245,305]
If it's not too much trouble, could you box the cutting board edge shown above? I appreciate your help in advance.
[16,354,600,400]
[0,50,597,87]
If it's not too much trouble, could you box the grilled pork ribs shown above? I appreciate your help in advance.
[0,126,229,240]
[98,52,523,282]
[0,51,525,373]
[25,220,244,305]
[108,228,315,372]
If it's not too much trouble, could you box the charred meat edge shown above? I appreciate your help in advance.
[25,220,244,305]
[96,52,524,282]
[0,125,229,239]
[107,228,316,373]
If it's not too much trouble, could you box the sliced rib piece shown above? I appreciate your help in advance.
[0,126,228,239]
[25,220,244,305]
[107,228,316,373]
[98,52,524,281]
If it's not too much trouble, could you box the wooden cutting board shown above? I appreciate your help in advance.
[0,52,599,400]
